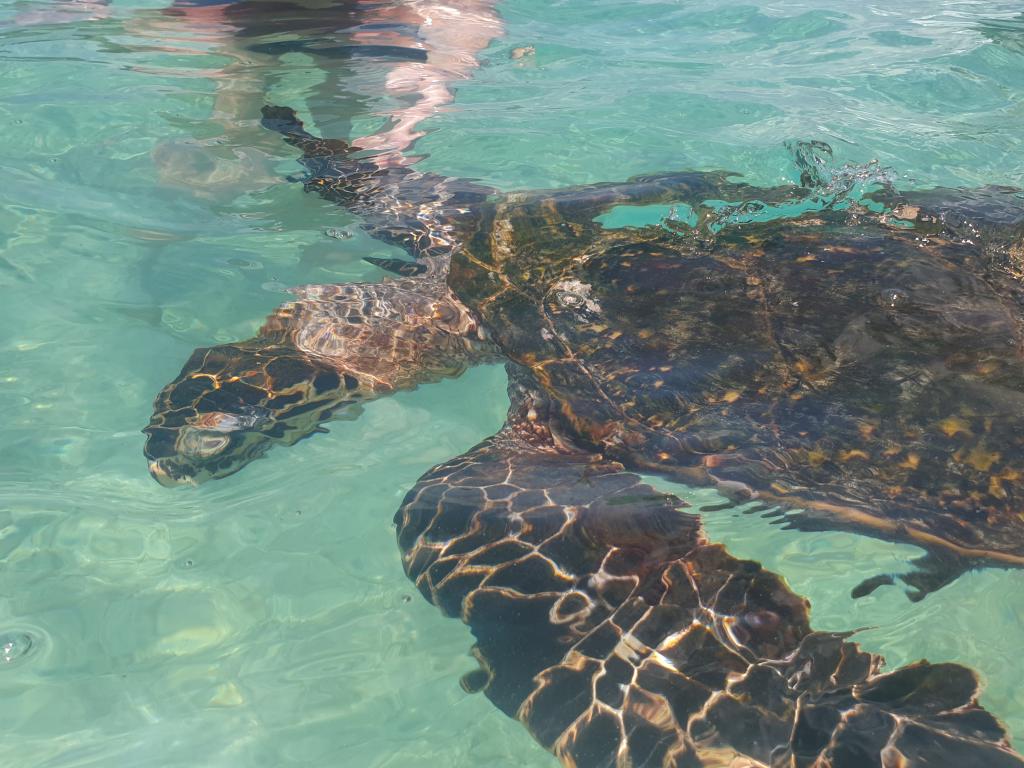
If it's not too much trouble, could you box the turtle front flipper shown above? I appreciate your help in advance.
[396,425,1023,766]
[261,105,493,269]
[260,104,813,271]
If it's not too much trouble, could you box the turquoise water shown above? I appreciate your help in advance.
[1,1,1023,765]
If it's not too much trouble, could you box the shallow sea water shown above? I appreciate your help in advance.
[1,0,1023,765]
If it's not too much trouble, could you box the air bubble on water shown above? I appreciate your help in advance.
[226,257,263,271]
[881,288,909,309]
[698,139,898,235]
[324,228,352,240]
[784,138,895,201]
[0,630,38,667]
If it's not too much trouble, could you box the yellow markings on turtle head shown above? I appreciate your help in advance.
[189,373,221,389]
[938,416,972,438]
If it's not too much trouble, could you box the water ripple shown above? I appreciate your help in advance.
[1,0,1023,765]
[0,629,39,667]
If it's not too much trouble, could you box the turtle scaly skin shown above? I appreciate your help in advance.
[143,106,1024,766]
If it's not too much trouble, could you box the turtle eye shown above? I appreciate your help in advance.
[177,427,231,459]
[187,407,272,433]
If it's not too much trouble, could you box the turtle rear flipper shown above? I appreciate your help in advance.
[395,424,1023,767]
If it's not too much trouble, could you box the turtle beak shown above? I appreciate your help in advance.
[148,459,197,488]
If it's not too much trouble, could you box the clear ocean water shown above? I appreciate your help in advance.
[1,1,1023,765]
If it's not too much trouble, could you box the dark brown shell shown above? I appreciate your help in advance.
[453,190,1024,579]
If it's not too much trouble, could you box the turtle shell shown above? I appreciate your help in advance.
[451,199,1024,571]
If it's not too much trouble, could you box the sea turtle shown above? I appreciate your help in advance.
[144,106,1024,767]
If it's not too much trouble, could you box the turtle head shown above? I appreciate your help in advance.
[143,341,360,486]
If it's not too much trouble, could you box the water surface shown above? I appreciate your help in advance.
[1,0,1023,765]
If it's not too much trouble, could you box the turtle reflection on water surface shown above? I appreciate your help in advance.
[145,106,1024,768]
